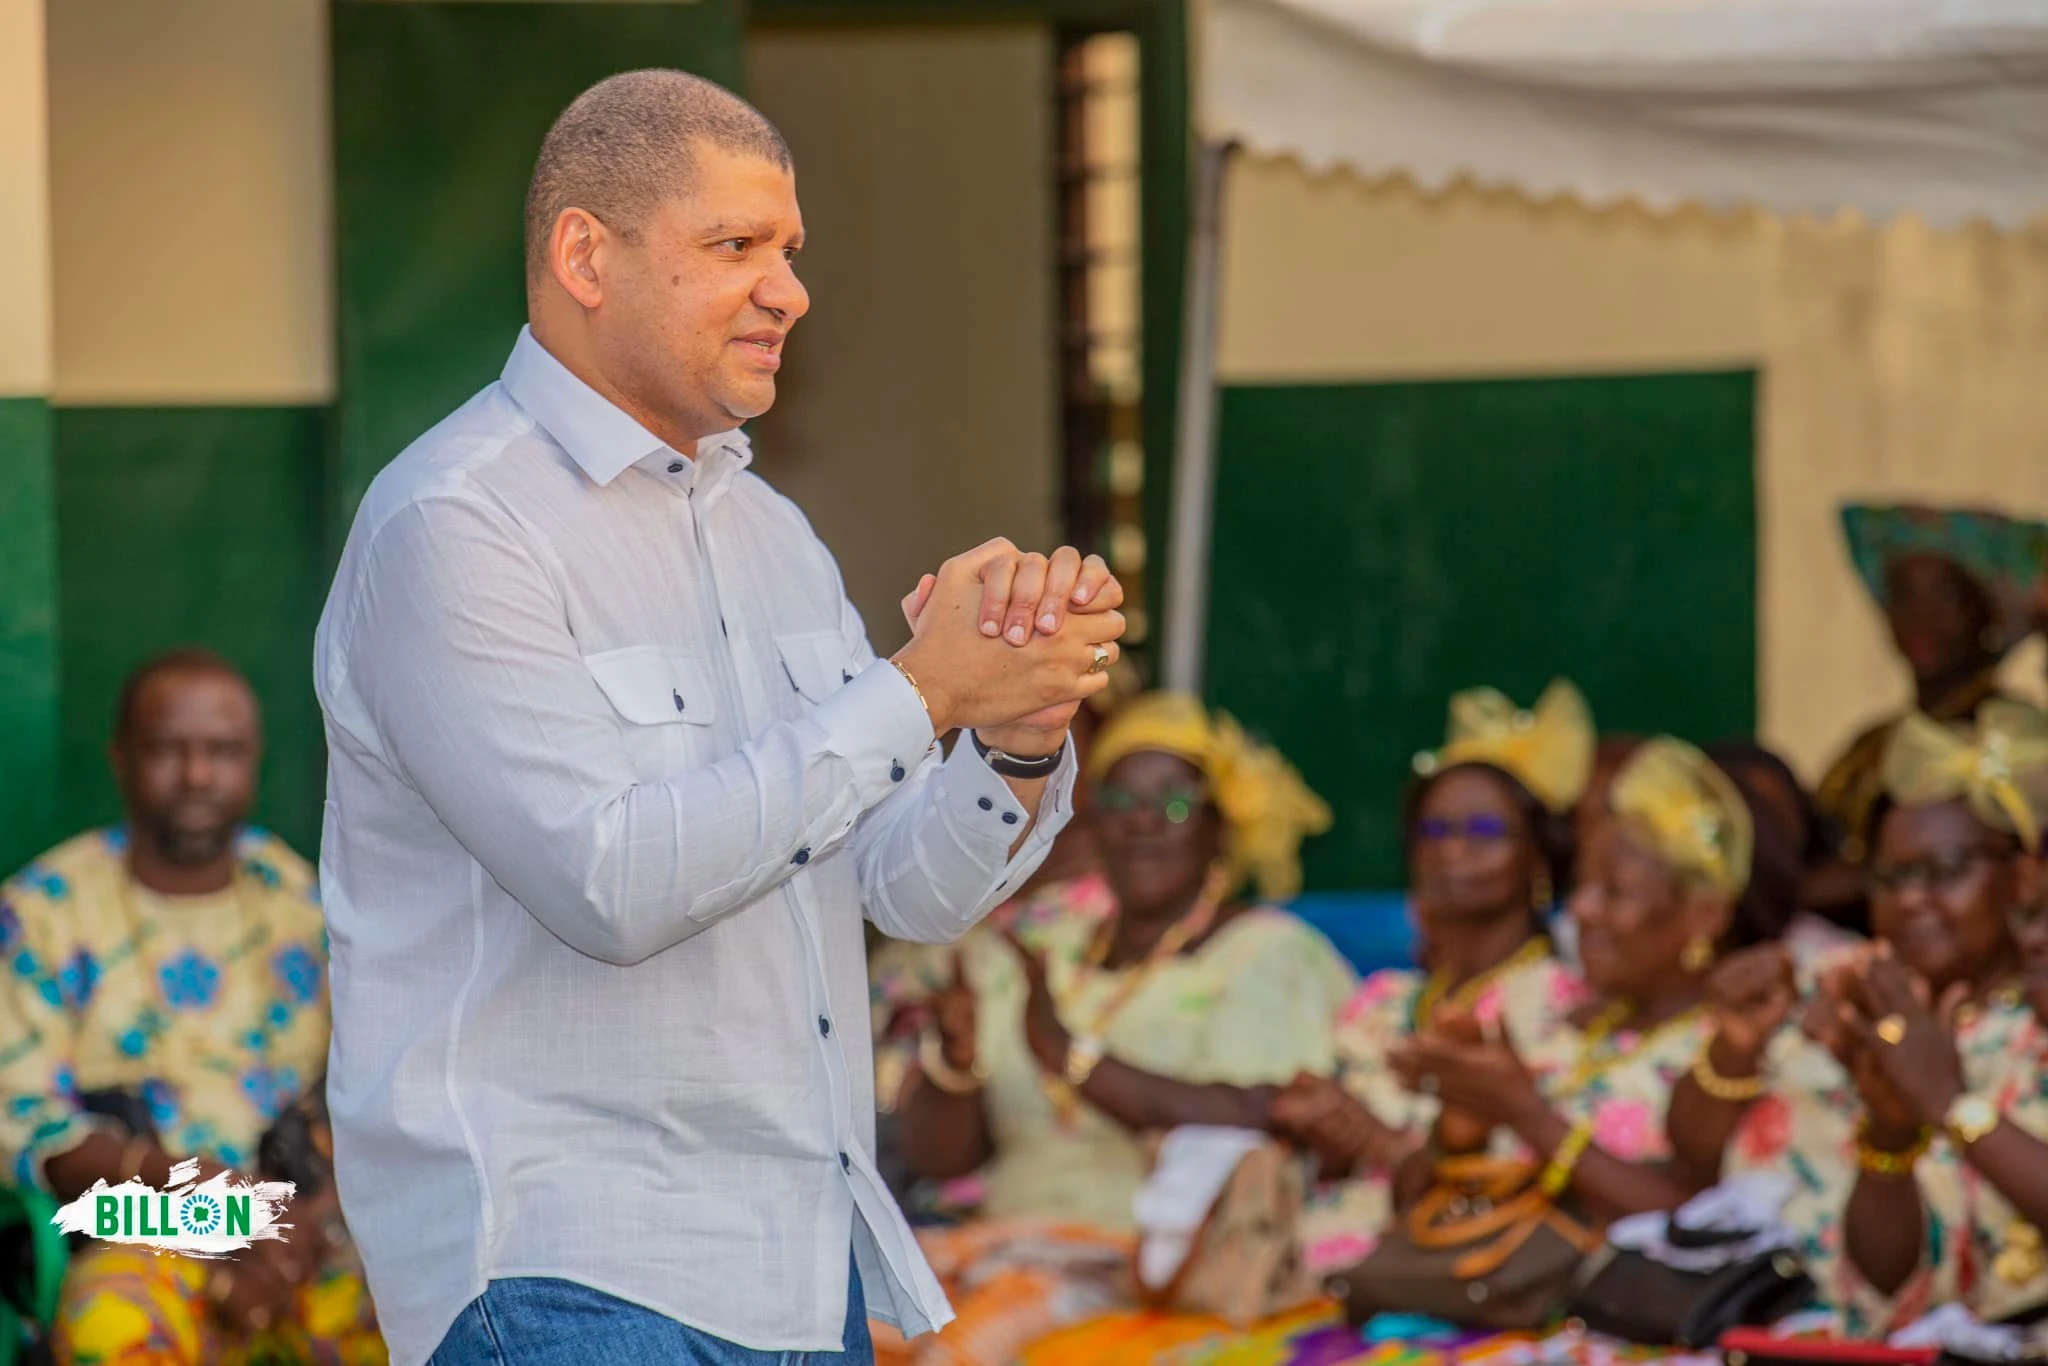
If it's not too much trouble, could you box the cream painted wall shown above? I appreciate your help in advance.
[0,0,52,397]
[47,0,331,404]
[746,26,1058,656]
[1215,158,1771,383]
[1213,153,2048,782]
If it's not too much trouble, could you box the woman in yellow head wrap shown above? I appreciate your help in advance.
[868,694,1354,1366]
[1365,738,1763,1229]
[1673,702,2048,1334]
[1246,682,1598,1279]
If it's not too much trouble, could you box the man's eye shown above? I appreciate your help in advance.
[718,238,748,253]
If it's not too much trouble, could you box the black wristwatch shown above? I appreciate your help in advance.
[970,731,1064,779]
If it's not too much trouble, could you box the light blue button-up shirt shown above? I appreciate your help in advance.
[315,327,1074,1364]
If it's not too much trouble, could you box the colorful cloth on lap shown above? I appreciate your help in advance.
[1028,1313,1725,1366]
[870,1220,1135,1366]
[54,1242,385,1366]
[0,828,331,1188]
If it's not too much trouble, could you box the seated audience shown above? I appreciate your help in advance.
[0,649,382,1365]
[1678,701,2048,1332]
[1035,733,1780,1364]
[870,692,1353,1365]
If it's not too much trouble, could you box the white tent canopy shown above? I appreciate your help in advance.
[1200,0,2048,229]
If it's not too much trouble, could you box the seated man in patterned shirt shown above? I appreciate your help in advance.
[0,648,383,1364]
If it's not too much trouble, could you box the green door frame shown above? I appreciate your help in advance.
[750,0,1190,682]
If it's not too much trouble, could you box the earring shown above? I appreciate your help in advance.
[1681,936,1716,974]
[1530,870,1554,913]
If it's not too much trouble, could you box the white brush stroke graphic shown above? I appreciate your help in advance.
[50,1158,295,1257]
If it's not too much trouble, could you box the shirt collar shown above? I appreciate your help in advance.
[499,326,753,499]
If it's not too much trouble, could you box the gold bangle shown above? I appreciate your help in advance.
[1690,1049,1766,1103]
[1855,1120,1931,1176]
[1062,1034,1107,1089]
[1539,1120,1594,1198]
[917,1030,986,1096]
[889,659,933,725]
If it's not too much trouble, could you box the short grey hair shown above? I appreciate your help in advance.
[523,69,792,281]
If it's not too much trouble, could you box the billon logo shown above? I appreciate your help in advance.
[94,1190,254,1239]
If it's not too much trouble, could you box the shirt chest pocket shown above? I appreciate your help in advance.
[770,630,857,720]
[583,647,721,780]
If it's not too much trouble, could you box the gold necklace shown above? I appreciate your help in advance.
[1412,935,1551,1029]
[1042,866,1229,1126]
[1558,998,1703,1096]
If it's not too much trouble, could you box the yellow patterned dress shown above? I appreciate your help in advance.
[0,827,384,1365]
[871,901,1356,1366]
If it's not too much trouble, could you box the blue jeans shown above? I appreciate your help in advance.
[429,1256,874,1366]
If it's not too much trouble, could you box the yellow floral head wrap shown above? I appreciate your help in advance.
[1087,692,1333,903]
[1880,699,2048,854]
[1410,679,1595,814]
[1608,737,1754,898]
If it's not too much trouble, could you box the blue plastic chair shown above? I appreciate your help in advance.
[1287,888,1418,977]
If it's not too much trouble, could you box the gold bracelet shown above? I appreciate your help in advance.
[1539,1120,1595,1198]
[1855,1119,1931,1177]
[917,1030,986,1096]
[889,659,933,726]
[1690,1049,1766,1103]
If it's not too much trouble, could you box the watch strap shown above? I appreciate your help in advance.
[971,732,1063,779]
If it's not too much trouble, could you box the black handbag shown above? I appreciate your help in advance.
[1568,1228,1815,1348]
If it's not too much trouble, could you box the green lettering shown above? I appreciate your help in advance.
[224,1196,250,1238]
[136,1194,155,1236]
[95,1195,118,1238]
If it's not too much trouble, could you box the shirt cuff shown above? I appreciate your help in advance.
[809,661,942,808]
[938,732,1078,862]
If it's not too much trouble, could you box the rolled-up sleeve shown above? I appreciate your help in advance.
[331,494,975,966]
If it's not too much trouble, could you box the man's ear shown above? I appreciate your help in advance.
[547,207,611,309]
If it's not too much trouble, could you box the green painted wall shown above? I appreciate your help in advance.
[0,396,61,876]
[53,407,329,859]
[1205,371,1759,892]
[331,0,746,544]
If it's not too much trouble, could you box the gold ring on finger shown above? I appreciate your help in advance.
[1875,1013,1908,1046]
[1088,644,1111,675]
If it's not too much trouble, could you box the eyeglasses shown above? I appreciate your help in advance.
[1865,845,2013,896]
[1095,785,1208,825]
[1415,814,1514,843]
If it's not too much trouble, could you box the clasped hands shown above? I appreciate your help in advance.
[891,539,1127,757]
[1805,943,1972,1146]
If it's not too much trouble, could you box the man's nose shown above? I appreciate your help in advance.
[756,258,810,322]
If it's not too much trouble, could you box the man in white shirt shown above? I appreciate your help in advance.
[314,70,1125,1366]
